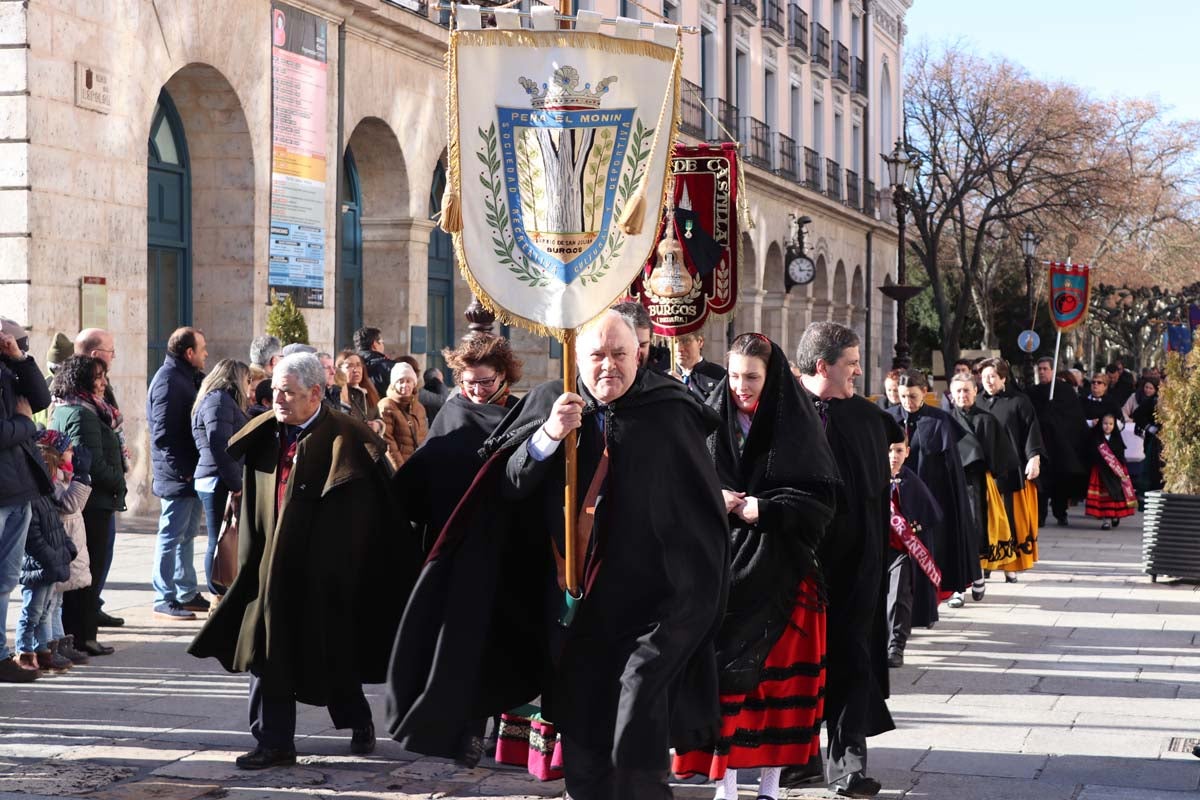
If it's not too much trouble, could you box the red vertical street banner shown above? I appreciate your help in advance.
[268,2,328,308]
[629,143,740,336]
[1048,262,1091,331]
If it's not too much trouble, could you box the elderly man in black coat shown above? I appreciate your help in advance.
[387,310,729,800]
[1028,358,1089,526]
[189,353,415,769]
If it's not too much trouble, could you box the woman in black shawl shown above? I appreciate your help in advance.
[673,334,839,800]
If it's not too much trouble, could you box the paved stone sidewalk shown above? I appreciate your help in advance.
[1,506,1198,799]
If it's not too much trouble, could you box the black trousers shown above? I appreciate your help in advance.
[61,507,113,644]
[248,672,372,750]
[560,735,671,800]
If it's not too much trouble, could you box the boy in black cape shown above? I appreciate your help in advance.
[792,322,902,799]
[386,310,729,800]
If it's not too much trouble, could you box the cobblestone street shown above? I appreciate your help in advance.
[1,505,1199,799]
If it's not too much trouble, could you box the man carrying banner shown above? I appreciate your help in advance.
[387,310,729,800]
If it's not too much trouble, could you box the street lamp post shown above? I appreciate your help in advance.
[879,139,922,370]
[1020,225,1039,386]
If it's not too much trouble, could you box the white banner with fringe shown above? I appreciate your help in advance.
[443,22,681,336]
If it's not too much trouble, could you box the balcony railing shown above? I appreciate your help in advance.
[680,79,706,140]
[731,0,758,17]
[774,133,797,180]
[825,158,842,201]
[864,178,877,216]
[804,147,822,191]
[744,117,772,168]
[845,168,860,209]
[787,5,809,52]
[812,24,830,69]
[852,56,868,98]
[707,97,740,143]
[762,0,785,35]
[385,0,430,17]
[834,42,850,84]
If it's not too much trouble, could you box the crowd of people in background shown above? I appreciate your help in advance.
[0,307,1171,799]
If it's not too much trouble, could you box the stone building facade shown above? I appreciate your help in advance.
[0,0,910,511]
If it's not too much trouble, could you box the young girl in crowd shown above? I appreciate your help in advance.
[16,431,89,673]
[1085,413,1137,530]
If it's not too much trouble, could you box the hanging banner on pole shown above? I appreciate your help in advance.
[446,22,682,337]
[629,142,740,336]
[268,2,328,308]
[1048,261,1091,331]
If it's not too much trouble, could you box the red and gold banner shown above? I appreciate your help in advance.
[629,143,740,336]
[1049,261,1091,332]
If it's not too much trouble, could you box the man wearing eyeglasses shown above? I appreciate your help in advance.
[73,329,125,628]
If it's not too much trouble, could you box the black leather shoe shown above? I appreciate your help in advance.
[80,640,115,656]
[833,772,882,798]
[455,734,484,768]
[887,650,904,668]
[96,611,124,627]
[780,762,824,789]
[236,746,297,770]
[350,722,375,755]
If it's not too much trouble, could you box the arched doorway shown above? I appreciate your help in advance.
[336,148,363,350]
[147,90,191,378]
[427,162,455,378]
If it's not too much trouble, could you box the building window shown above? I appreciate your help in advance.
[834,110,843,164]
[764,69,777,129]
[663,0,679,23]
[813,97,824,156]
[790,83,802,143]
[620,0,639,19]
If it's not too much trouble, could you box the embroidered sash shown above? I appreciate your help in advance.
[890,483,942,589]
[1098,441,1137,504]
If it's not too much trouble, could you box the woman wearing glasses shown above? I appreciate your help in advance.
[335,350,383,435]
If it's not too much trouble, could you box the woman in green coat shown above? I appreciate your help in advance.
[49,355,126,656]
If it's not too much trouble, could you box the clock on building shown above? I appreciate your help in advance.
[785,252,816,290]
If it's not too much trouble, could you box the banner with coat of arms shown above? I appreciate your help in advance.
[629,143,741,337]
[1048,261,1091,331]
[446,25,682,336]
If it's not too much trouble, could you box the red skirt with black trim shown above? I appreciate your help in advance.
[672,576,826,778]
[1085,465,1136,519]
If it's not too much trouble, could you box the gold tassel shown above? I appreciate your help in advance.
[440,186,463,233]
[619,185,647,235]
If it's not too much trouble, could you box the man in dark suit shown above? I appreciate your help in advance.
[676,332,725,402]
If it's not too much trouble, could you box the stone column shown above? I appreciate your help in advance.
[361,216,434,363]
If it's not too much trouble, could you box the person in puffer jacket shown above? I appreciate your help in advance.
[51,433,93,666]
[16,430,80,674]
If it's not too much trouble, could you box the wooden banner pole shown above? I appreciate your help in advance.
[562,329,580,597]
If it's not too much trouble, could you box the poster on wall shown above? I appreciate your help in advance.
[268,2,328,308]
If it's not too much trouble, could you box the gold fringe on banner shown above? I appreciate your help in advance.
[439,186,463,233]
[446,29,683,342]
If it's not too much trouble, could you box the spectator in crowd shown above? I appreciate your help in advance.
[191,359,252,598]
[1129,377,1163,507]
[336,350,383,434]
[47,430,92,667]
[147,327,209,621]
[50,355,125,657]
[611,301,655,368]
[73,327,125,628]
[16,430,79,675]
[0,317,53,682]
[249,335,282,383]
[378,362,428,471]
[249,379,272,417]
[189,353,414,769]
[1109,359,1135,406]
[676,331,726,402]
[317,352,341,406]
[420,367,450,423]
[354,326,394,398]
[281,343,316,357]
[32,333,74,428]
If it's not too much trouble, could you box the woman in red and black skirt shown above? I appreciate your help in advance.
[1085,412,1137,529]
[673,334,839,800]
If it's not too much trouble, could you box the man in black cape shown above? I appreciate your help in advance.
[1028,358,1089,526]
[792,322,901,799]
[386,310,729,800]
[888,371,978,606]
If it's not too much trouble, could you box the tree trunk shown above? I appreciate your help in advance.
[534,128,595,233]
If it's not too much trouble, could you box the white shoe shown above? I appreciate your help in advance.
[947,592,965,608]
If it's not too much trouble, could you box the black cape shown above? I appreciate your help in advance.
[888,405,979,593]
[393,391,517,551]
[1029,381,1090,493]
[817,393,903,742]
[386,369,730,770]
[706,341,839,694]
[1090,426,1131,502]
[976,388,1046,489]
[950,405,1022,554]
